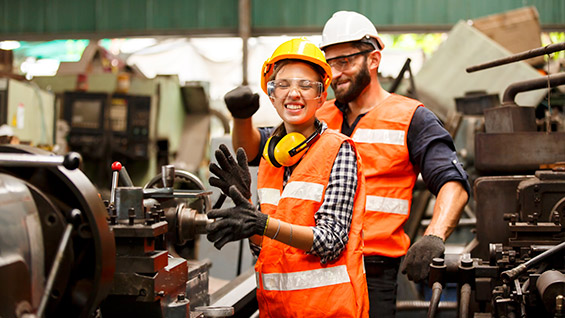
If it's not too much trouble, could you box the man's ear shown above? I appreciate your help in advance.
[367,50,381,72]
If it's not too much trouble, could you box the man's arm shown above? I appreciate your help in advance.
[424,180,468,241]
[232,117,262,162]
[401,107,471,282]
[400,181,468,282]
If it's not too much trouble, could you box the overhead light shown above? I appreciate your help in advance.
[0,41,21,50]
[119,38,158,54]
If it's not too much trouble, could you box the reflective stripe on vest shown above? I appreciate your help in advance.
[260,265,350,291]
[366,195,409,215]
[282,181,324,202]
[258,181,324,206]
[352,128,405,145]
[258,188,280,206]
[317,96,421,257]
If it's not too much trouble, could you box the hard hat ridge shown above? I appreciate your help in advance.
[320,10,385,51]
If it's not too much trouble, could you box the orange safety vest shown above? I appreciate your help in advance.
[256,129,369,318]
[317,94,422,257]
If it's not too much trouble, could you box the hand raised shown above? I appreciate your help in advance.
[209,144,251,200]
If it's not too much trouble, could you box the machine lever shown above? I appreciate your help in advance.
[501,240,565,283]
[109,161,122,207]
[428,281,443,318]
[119,165,134,187]
[37,209,82,318]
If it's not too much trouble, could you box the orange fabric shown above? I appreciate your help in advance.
[317,94,422,257]
[256,129,368,318]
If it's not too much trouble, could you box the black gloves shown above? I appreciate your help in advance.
[207,144,261,249]
[224,86,260,119]
[209,144,252,200]
[400,235,445,283]
[206,185,268,249]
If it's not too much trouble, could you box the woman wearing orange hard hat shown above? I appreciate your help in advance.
[206,37,369,317]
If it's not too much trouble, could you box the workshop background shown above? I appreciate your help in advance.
[1,0,565,317]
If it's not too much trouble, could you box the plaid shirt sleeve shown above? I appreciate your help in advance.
[309,141,358,264]
[249,139,358,263]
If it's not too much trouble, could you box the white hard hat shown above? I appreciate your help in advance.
[320,11,385,51]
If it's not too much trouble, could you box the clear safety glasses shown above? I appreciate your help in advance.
[326,50,373,72]
[267,78,323,100]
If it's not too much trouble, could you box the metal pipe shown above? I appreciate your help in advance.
[0,152,81,170]
[397,300,457,311]
[501,240,565,283]
[459,283,472,318]
[421,218,476,227]
[502,73,565,106]
[110,169,120,206]
[466,42,565,73]
[161,164,175,188]
[239,0,250,86]
[428,282,443,318]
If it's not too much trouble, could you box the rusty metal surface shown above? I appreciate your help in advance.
[112,221,168,238]
[115,251,169,273]
[475,132,565,173]
[110,257,188,301]
[455,91,499,115]
[483,106,537,133]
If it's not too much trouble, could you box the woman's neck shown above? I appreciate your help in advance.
[284,120,317,137]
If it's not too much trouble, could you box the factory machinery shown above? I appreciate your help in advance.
[0,144,234,318]
[425,43,565,318]
[1,42,565,318]
[428,168,565,318]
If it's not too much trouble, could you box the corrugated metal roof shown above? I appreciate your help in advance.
[0,0,563,40]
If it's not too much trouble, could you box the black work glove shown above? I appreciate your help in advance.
[206,185,268,250]
[209,144,251,200]
[224,86,260,119]
[400,235,445,283]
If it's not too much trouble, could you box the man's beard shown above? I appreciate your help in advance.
[331,63,371,104]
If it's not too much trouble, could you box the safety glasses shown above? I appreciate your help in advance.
[267,78,323,100]
[326,50,373,72]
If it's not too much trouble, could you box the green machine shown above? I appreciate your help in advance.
[32,73,188,191]
[0,77,56,148]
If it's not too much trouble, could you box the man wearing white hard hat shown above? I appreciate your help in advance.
[224,11,470,317]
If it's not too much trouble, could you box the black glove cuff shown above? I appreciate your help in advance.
[254,212,269,236]
[231,109,258,119]
[425,234,444,243]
